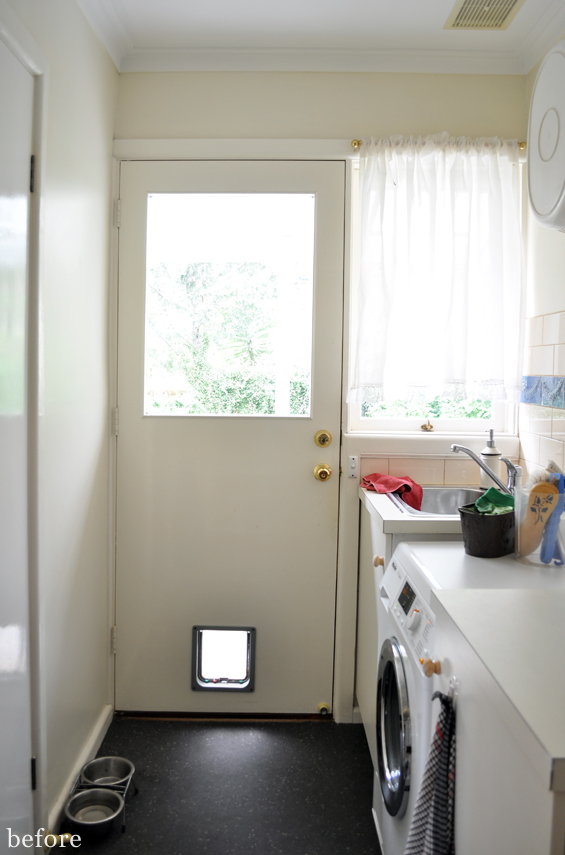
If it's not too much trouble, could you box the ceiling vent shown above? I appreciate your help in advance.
[444,0,527,30]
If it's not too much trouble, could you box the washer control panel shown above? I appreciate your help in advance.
[381,564,435,666]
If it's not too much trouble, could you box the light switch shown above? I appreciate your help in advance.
[348,456,359,478]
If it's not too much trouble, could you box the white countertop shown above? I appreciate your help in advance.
[433,587,565,791]
[360,487,463,534]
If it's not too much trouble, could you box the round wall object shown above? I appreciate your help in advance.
[528,39,565,230]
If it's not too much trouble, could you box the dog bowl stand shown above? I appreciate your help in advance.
[68,770,139,833]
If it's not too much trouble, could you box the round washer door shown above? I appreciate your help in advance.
[376,636,411,818]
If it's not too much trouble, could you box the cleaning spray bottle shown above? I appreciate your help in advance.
[480,429,502,489]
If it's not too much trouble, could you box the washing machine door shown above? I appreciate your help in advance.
[376,636,411,818]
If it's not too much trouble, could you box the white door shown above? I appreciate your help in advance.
[0,35,35,838]
[115,160,345,714]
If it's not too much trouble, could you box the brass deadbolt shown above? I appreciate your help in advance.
[314,429,332,448]
[314,464,332,482]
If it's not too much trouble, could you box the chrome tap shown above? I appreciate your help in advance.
[450,444,522,494]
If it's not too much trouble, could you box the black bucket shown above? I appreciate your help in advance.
[458,503,515,558]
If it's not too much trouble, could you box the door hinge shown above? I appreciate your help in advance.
[114,199,121,228]
[111,625,117,655]
[113,407,119,436]
[30,155,35,193]
[31,756,37,790]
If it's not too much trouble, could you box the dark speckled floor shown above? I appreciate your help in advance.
[68,719,381,855]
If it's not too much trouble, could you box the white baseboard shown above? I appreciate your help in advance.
[47,704,114,832]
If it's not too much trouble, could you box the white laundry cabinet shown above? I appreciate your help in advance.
[355,489,462,765]
[432,588,565,855]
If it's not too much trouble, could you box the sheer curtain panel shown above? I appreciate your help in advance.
[348,133,524,406]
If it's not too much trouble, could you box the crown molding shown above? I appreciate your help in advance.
[120,47,525,75]
[74,0,131,70]
[518,0,565,73]
[76,0,565,76]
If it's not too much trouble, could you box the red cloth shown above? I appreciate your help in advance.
[361,472,423,511]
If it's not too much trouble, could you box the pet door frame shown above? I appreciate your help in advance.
[191,626,256,692]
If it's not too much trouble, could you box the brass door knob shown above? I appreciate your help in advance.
[314,430,332,448]
[314,464,332,482]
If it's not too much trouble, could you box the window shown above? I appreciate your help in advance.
[347,134,524,433]
[144,193,315,417]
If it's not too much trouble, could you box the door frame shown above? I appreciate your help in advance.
[109,138,358,721]
[0,0,48,829]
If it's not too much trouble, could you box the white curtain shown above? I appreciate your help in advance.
[348,133,524,405]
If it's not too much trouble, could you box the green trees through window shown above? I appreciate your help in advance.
[145,260,310,416]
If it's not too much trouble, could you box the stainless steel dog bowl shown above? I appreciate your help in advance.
[65,788,124,837]
[81,756,135,786]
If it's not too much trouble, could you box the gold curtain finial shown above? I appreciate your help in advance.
[518,141,527,151]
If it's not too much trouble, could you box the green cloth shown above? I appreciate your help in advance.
[474,487,514,515]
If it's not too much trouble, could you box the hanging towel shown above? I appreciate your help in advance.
[404,692,456,855]
[361,472,423,511]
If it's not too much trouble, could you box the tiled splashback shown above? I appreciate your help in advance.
[520,312,565,476]
[359,455,480,486]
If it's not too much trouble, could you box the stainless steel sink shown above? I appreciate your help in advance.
[387,486,483,517]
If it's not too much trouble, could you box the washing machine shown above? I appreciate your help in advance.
[372,540,565,855]
[373,550,436,855]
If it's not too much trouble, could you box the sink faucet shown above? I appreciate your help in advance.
[450,444,522,494]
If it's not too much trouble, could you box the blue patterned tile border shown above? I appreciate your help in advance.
[522,376,565,408]
[521,375,542,405]
[541,376,565,408]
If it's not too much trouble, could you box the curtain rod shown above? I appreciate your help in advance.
[351,139,527,151]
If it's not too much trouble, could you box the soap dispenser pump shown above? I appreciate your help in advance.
[480,429,501,489]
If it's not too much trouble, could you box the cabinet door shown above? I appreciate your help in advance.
[355,503,390,764]
[433,604,556,855]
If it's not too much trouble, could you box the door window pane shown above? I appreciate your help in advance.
[144,193,315,416]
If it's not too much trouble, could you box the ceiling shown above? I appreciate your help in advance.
[76,0,565,75]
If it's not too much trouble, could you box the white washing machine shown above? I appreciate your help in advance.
[373,550,435,855]
[373,541,565,855]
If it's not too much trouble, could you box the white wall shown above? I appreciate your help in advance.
[116,70,527,141]
[7,0,118,825]
[518,60,565,474]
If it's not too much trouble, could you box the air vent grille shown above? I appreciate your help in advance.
[445,0,526,30]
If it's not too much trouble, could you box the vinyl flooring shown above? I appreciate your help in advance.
[68,718,381,855]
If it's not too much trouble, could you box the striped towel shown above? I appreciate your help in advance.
[404,691,456,855]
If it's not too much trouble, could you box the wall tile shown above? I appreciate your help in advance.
[555,346,565,376]
[541,376,565,409]
[543,312,565,346]
[557,314,565,345]
[519,431,541,466]
[360,457,388,478]
[444,457,480,486]
[530,345,555,376]
[539,436,565,472]
[526,316,544,347]
[553,409,565,443]
[388,458,444,485]
[519,403,552,437]
[521,376,542,405]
